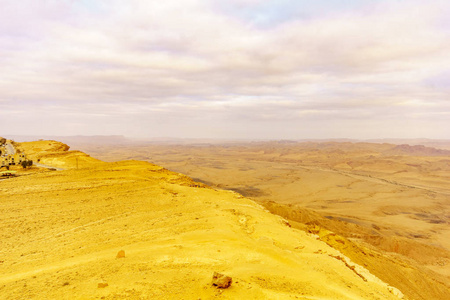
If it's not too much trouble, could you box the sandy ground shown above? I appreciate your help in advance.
[0,141,406,299]
[68,140,450,299]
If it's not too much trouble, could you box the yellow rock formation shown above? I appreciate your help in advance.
[18,140,102,169]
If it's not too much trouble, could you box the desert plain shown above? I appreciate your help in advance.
[1,138,449,299]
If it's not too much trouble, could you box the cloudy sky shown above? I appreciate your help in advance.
[1,0,449,140]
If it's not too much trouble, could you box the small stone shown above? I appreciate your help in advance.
[116,250,125,258]
[98,283,108,288]
[212,272,232,289]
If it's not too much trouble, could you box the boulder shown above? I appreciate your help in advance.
[212,272,232,289]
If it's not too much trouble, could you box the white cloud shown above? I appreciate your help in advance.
[0,0,449,139]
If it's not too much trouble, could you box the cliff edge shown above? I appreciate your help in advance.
[0,141,403,299]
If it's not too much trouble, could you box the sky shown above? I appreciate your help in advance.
[1,0,449,140]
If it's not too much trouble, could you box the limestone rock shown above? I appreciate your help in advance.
[212,272,232,289]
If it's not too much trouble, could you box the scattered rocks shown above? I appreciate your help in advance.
[212,272,232,289]
[98,283,109,288]
[116,250,125,258]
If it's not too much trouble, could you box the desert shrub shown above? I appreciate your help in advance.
[21,160,33,169]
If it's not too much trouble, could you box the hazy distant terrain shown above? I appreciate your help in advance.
[71,139,450,299]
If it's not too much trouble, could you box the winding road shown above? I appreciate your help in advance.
[34,163,65,171]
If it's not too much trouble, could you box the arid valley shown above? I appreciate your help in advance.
[1,137,449,299]
[72,138,450,299]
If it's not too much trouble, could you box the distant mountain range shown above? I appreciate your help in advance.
[385,144,450,156]
[4,135,450,150]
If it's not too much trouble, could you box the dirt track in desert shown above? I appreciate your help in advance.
[71,140,450,299]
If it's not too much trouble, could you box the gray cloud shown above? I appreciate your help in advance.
[1,0,449,139]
